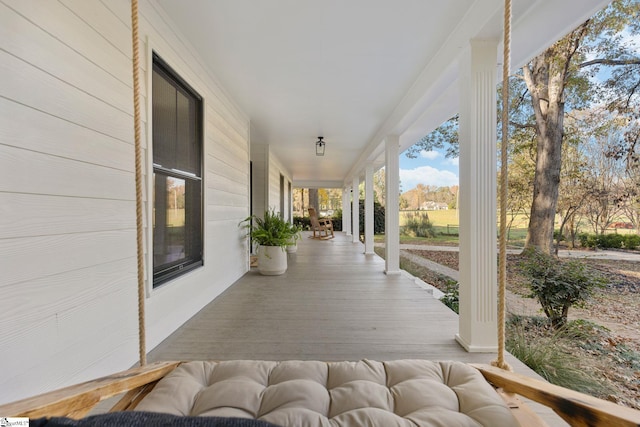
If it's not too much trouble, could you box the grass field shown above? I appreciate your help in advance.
[394,209,638,247]
[398,209,529,246]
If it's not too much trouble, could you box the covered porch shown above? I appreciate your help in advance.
[0,0,616,415]
[146,232,565,425]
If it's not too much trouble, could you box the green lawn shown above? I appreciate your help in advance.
[380,210,637,248]
[387,209,531,246]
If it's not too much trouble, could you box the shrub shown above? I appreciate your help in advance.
[624,234,640,250]
[439,280,459,314]
[518,248,607,328]
[577,232,640,250]
[600,233,624,249]
[358,200,385,234]
[553,229,565,242]
[577,232,590,248]
[401,212,436,238]
[293,216,311,230]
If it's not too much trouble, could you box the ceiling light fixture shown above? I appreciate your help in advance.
[316,136,325,156]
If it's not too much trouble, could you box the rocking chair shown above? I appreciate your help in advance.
[308,207,334,240]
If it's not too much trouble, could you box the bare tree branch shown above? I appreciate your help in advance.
[579,58,640,68]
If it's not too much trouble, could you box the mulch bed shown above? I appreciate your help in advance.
[405,247,640,409]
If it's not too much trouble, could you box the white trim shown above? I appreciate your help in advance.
[144,36,208,297]
[145,35,154,298]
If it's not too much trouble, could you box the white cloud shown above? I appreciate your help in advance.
[420,150,440,160]
[399,166,458,191]
[445,157,459,166]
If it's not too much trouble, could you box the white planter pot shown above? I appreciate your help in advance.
[286,242,298,253]
[257,245,287,275]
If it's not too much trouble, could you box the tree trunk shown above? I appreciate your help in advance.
[308,188,319,213]
[520,22,589,255]
[523,53,566,254]
[526,128,563,255]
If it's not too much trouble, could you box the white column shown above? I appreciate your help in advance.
[456,39,499,352]
[384,135,400,274]
[364,164,375,254]
[342,188,351,236]
[352,176,360,243]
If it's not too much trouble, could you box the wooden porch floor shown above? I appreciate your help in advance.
[150,232,520,365]
[147,232,566,425]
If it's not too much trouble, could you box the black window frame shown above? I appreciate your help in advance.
[151,53,203,287]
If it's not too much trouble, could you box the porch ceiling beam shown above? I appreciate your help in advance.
[293,180,344,189]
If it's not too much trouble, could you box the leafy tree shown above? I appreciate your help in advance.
[406,114,459,159]
[407,0,640,254]
[522,0,640,253]
[502,131,535,240]
[620,176,640,230]
[373,168,386,206]
[579,122,627,234]
[555,112,605,250]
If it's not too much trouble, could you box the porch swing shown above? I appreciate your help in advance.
[2,1,640,426]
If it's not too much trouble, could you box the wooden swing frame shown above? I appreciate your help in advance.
[2,361,640,426]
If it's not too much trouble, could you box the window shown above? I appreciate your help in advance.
[152,54,203,287]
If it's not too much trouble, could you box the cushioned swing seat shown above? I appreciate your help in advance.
[134,360,519,427]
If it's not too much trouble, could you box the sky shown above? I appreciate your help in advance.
[398,148,459,192]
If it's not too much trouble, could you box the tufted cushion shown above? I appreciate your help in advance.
[135,360,519,427]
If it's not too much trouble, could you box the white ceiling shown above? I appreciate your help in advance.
[155,0,611,188]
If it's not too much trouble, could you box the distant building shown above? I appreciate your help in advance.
[420,201,449,210]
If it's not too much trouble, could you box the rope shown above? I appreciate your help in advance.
[492,0,513,372]
[130,0,147,367]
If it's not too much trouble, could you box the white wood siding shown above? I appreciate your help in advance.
[250,144,268,219]
[249,144,292,222]
[268,150,293,220]
[0,0,250,404]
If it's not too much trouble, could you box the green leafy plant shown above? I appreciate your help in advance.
[506,315,611,396]
[518,248,607,328]
[240,209,297,248]
[600,233,625,249]
[624,234,640,250]
[439,279,459,313]
[578,232,640,250]
[401,211,436,238]
[287,222,303,245]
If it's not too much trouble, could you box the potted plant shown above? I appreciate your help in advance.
[286,222,303,253]
[240,209,296,275]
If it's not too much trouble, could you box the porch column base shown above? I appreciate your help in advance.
[455,334,498,353]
